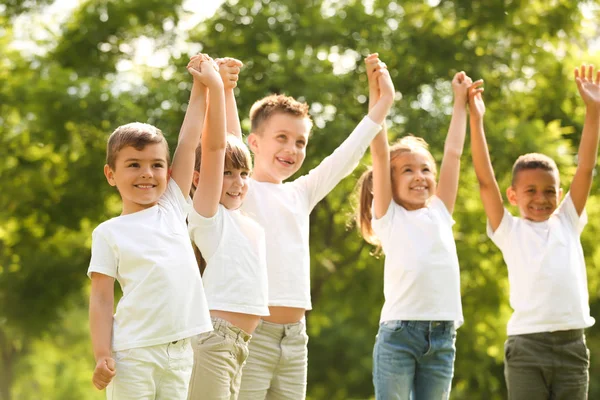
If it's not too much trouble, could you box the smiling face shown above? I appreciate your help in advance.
[390,150,437,210]
[507,168,562,222]
[248,112,310,184]
[104,143,169,215]
[219,167,250,210]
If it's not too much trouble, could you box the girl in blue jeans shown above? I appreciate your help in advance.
[355,56,471,400]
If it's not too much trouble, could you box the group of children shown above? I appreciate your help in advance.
[87,51,599,400]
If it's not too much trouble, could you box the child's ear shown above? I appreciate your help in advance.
[192,170,200,187]
[506,186,518,206]
[558,187,564,201]
[104,164,117,186]
[247,133,259,154]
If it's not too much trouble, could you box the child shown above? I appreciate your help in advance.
[469,66,598,399]
[87,55,217,399]
[228,55,394,398]
[186,55,269,400]
[356,57,471,399]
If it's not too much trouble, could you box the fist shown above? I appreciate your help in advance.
[92,356,116,390]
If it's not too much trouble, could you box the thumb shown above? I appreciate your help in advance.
[106,357,116,371]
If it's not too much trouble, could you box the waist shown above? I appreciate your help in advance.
[510,329,584,344]
[210,311,261,334]
[211,317,252,343]
[262,306,305,324]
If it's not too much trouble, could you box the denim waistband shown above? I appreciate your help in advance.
[511,329,584,345]
[381,320,455,334]
[211,317,252,343]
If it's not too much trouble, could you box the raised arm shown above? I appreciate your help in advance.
[89,273,116,390]
[216,57,243,139]
[191,59,227,217]
[436,72,470,214]
[468,80,504,231]
[365,54,394,219]
[170,55,211,196]
[570,64,600,215]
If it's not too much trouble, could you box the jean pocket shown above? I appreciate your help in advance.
[380,320,406,332]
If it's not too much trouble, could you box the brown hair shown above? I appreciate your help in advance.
[354,136,436,253]
[249,94,313,134]
[106,122,170,169]
[511,153,559,187]
[190,134,253,274]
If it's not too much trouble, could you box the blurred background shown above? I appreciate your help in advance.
[1,0,600,399]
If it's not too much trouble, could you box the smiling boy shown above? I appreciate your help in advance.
[469,65,600,399]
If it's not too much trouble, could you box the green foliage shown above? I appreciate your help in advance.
[1,0,600,399]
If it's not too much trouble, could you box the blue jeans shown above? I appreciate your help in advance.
[373,320,456,400]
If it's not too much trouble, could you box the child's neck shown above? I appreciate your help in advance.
[251,167,284,185]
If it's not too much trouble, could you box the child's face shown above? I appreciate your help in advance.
[507,168,562,222]
[220,167,250,210]
[248,113,310,184]
[391,151,437,210]
[104,144,169,215]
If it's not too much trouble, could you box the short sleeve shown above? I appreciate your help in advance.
[487,208,514,250]
[556,192,588,234]
[88,228,118,279]
[188,205,225,261]
[428,196,454,226]
[161,179,192,218]
[371,200,395,249]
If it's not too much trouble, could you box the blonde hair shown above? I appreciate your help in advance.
[354,136,436,253]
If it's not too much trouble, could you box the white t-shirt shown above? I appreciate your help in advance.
[372,196,464,326]
[188,204,269,316]
[241,116,382,309]
[88,179,213,352]
[488,192,595,335]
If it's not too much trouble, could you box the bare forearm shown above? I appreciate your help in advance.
[202,87,226,151]
[577,106,600,173]
[179,83,207,147]
[90,297,114,361]
[368,94,394,125]
[470,117,498,188]
[225,89,242,139]
[444,103,467,158]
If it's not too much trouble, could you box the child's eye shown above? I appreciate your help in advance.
[241,171,249,177]
[128,163,140,168]
[423,168,430,172]
[403,168,412,173]
[296,141,306,148]
[153,163,165,168]
[224,171,232,176]
[277,135,286,141]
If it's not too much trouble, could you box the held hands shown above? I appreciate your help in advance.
[215,57,243,89]
[452,71,472,106]
[92,356,116,390]
[365,53,395,107]
[187,54,223,89]
[468,79,485,119]
[575,64,600,109]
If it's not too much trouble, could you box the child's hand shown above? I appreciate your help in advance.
[452,71,472,106]
[378,68,395,100]
[215,57,243,89]
[187,56,223,90]
[575,64,600,109]
[92,356,116,390]
[365,53,388,108]
[468,80,485,119]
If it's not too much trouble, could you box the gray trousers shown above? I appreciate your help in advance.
[504,329,589,400]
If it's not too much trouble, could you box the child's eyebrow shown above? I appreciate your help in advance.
[124,158,166,162]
